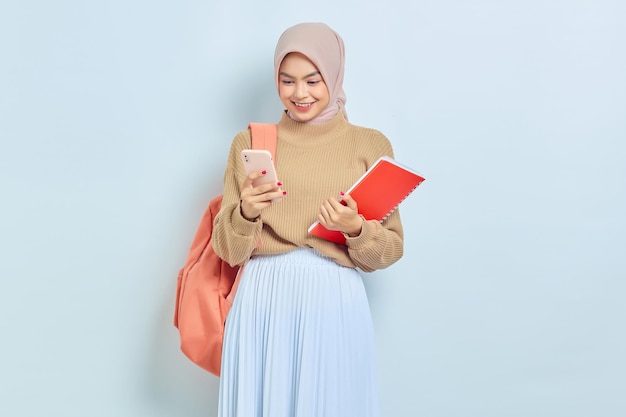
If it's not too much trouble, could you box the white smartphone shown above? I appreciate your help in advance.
[241,149,282,203]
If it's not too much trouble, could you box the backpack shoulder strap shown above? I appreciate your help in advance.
[249,123,278,163]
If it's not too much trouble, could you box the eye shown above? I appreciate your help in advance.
[307,80,321,86]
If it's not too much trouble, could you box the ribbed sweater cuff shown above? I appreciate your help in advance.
[345,219,378,250]
[231,202,262,236]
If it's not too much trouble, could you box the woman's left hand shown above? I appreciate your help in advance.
[318,193,364,237]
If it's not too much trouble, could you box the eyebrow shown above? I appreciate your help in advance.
[279,71,321,79]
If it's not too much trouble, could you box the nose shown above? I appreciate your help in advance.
[294,82,308,99]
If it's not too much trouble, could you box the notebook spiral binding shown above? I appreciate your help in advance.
[380,183,422,222]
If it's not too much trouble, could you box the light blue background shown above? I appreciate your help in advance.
[1,1,624,416]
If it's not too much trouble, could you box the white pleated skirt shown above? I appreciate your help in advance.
[218,249,380,417]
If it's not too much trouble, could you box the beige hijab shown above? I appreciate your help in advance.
[274,23,347,124]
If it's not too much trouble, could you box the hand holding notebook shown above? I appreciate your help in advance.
[308,156,425,245]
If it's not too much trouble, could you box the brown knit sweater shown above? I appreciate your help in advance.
[212,111,404,272]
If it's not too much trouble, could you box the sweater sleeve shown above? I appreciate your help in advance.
[344,130,405,272]
[211,131,263,267]
[345,210,404,272]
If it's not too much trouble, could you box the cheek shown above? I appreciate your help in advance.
[278,84,292,100]
[313,83,329,97]
[314,86,330,103]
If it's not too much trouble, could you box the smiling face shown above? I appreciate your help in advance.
[278,52,330,123]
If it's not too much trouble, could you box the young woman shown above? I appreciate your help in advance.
[212,22,404,417]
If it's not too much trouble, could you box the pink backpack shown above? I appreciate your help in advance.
[174,123,277,376]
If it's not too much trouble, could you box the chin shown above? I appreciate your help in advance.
[291,112,311,121]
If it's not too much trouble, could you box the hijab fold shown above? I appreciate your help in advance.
[274,23,347,124]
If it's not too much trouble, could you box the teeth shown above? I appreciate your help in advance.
[295,102,312,107]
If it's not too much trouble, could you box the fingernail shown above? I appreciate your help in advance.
[339,191,345,196]
[261,170,267,175]
[282,191,287,195]
[277,181,283,186]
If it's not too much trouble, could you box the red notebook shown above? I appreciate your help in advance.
[308,156,425,245]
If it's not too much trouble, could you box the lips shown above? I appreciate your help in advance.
[293,101,314,112]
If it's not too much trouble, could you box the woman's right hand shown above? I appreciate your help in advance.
[240,171,285,221]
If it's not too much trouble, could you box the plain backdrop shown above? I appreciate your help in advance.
[1,1,624,416]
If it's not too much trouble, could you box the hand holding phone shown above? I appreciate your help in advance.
[241,149,283,203]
